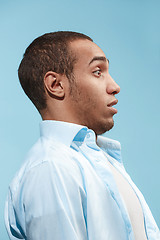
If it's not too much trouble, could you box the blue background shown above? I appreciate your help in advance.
[1,0,160,239]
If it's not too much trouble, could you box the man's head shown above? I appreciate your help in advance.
[18,31,120,135]
[18,31,93,111]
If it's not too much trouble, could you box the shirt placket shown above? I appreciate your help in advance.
[78,131,134,240]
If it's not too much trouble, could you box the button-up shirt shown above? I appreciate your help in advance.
[5,120,160,239]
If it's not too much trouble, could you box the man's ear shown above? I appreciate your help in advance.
[44,71,65,99]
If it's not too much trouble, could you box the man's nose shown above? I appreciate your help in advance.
[107,76,120,95]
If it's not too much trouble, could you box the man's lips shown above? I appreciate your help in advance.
[107,99,118,107]
[107,99,118,114]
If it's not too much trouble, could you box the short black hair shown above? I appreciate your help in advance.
[18,31,93,111]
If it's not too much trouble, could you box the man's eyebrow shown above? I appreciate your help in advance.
[89,56,109,65]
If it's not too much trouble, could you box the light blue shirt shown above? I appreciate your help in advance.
[5,120,160,240]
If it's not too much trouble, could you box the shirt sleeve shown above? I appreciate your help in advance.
[6,160,87,240]
[5,190,26,240]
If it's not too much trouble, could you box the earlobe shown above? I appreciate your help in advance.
[44,71,65,99]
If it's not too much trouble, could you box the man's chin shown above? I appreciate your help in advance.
[103,121,114,133]
[95,120,114,135]
[106,122,114,132]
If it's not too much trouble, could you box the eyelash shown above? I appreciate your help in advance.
[93,69,102,77]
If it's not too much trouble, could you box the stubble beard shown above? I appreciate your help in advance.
[90,117,114,135]
[69,80,114,135]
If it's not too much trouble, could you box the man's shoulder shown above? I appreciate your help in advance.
[9,136,81,195]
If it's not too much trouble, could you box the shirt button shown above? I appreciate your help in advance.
[94,157,101,162]
[86,133,91,138]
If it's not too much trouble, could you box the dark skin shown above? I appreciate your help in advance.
[41,39,120,135]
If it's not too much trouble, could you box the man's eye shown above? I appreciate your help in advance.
[93,69,101,76]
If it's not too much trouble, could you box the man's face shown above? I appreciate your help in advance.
[67,39,120,135]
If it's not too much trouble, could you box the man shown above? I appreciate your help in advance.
[5,31,160,239]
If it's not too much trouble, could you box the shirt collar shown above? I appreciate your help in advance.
[40,120,88,147]
[97,135,121,151]
[40,120,122,163]
[40,120,121,150]
[97,135,122,163]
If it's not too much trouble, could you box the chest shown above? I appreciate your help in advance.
[74,146,147,239]
[107,160,147,240]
